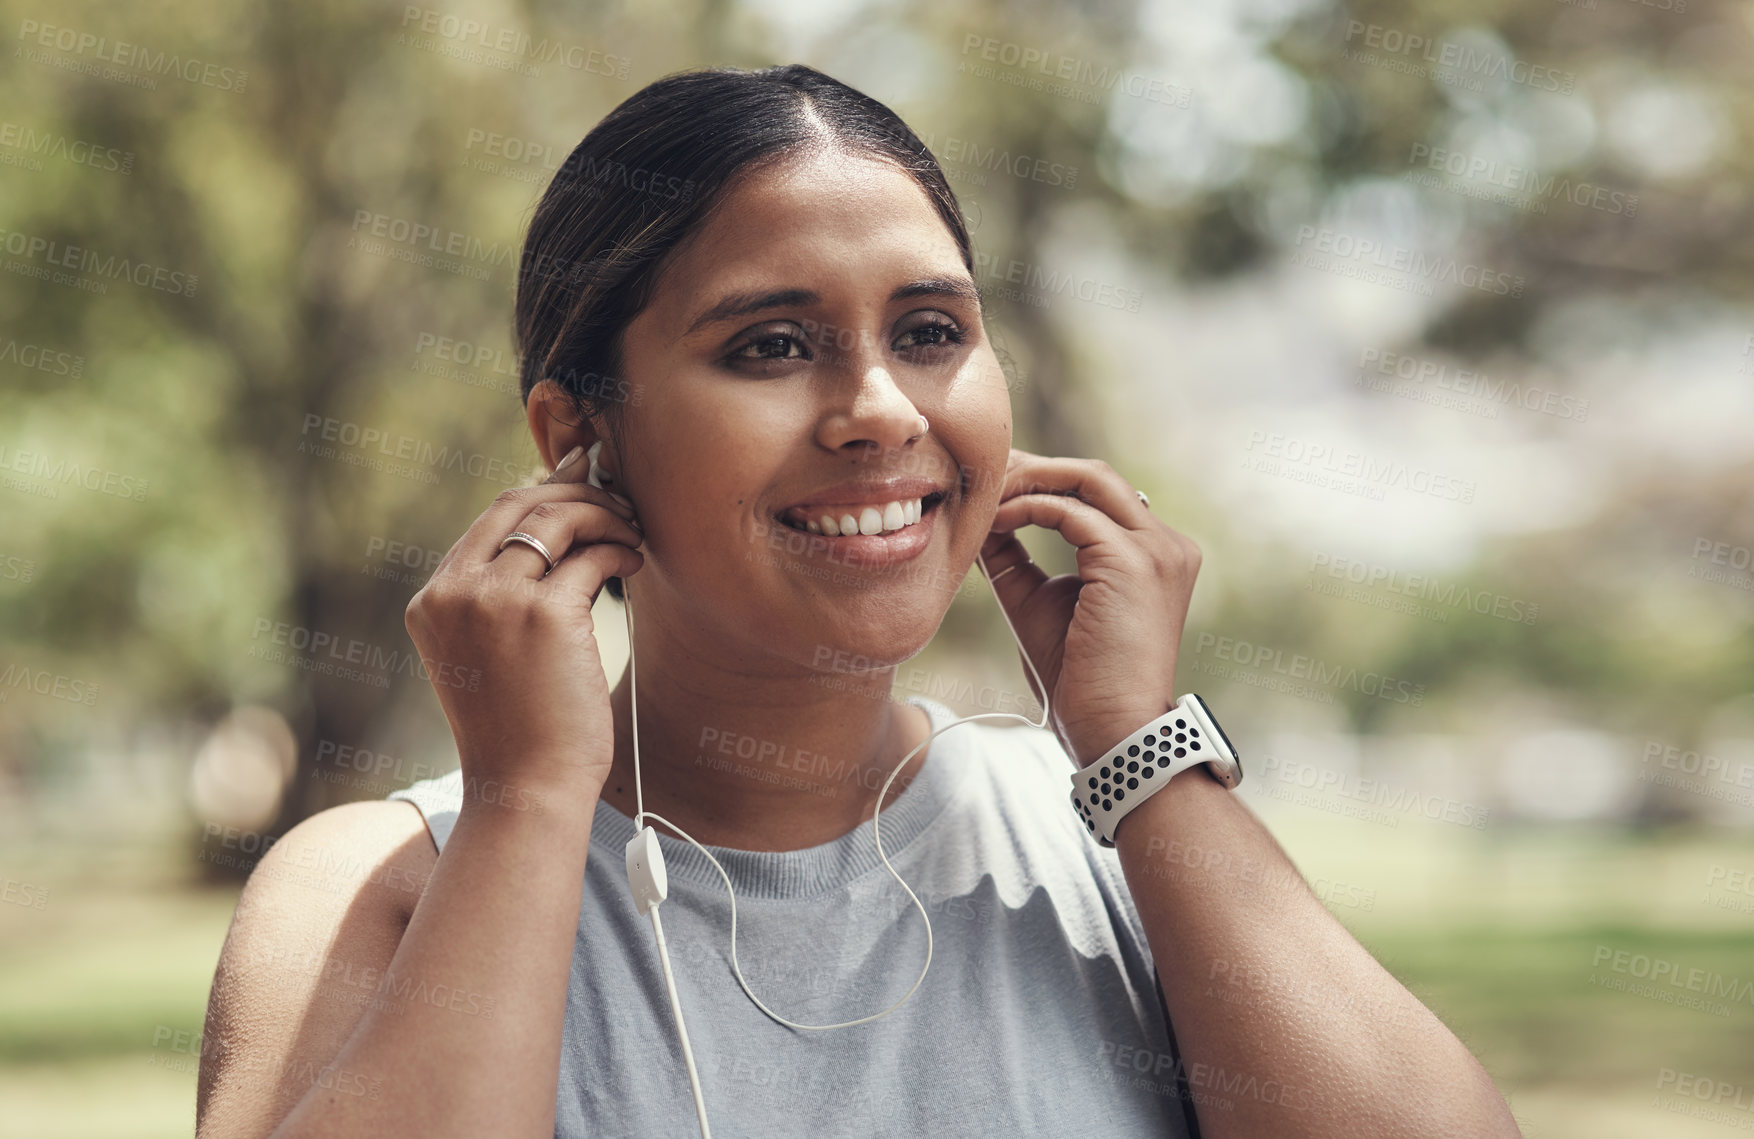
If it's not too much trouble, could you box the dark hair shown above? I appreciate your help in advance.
[514,64,973,600]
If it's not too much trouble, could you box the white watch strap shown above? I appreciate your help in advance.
[1068,693,1242,848]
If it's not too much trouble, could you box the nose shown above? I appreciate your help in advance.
[817,361,927,459]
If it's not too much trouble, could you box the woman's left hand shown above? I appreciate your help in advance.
[979,448,1202,767]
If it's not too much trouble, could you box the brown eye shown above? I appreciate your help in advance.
[726,327,811,367]
[893,316,965,362]
[739,334,804,359]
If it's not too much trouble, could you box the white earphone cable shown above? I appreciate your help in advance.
[623,549,1047,1133]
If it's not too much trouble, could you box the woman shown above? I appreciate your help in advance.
[195,65,1521,1138]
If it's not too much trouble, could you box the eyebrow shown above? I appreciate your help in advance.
[684,276,982,336]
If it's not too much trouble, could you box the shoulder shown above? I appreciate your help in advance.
[250,799,437,913]
[197,800,434,1130]
[220,799,435,971]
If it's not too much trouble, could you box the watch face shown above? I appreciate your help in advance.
[1187,693,1243,784]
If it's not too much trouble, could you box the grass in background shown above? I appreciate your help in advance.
[2,817,1752,1139]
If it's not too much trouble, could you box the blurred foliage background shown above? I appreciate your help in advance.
[2,0,1752,1135]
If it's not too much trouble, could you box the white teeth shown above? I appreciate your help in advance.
[795,496,928,536]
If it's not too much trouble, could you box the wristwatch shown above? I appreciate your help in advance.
[1068,693,1243,847]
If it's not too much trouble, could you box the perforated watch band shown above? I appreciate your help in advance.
[1068,693,1243,848]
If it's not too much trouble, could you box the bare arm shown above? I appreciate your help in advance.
[973,450,1520,1136]
[1111,774,1521,1138]
[196,787,602,1139]
[194,437,643,1137]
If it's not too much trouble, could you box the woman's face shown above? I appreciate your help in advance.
[608,145,1012,671]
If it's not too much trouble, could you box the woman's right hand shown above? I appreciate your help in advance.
[404,443,644,813]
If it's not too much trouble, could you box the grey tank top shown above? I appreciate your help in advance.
[389,695,1197,1138]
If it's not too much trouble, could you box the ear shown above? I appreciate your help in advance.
[526,379,613,477]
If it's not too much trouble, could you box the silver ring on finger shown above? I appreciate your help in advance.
[499,530,556,575]
[1136,490,1151,509]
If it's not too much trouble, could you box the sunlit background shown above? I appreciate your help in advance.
[2,0,1752,1135]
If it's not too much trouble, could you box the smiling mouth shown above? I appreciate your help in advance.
[778,490,948,537]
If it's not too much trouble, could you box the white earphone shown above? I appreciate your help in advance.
[585,440,614,493]
[585,436,1049,1139]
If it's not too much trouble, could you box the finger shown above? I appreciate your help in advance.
[540,541,645,609]
[538,445,588,486]
[448,481,638,571]
[990,491,1129,549]
[485,499,644,580]
[537,443,640,524]
[976,529,1048,605]
[999,453,1152,531]
[541,442,638,513]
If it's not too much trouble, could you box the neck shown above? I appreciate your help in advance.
[597,605,932,853]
